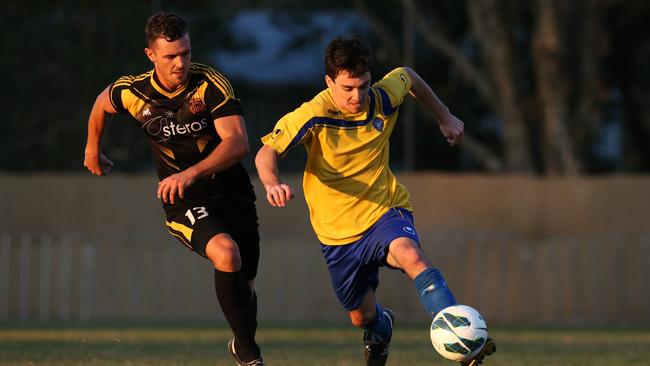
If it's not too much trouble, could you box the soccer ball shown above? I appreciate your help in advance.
[430,305,488,362]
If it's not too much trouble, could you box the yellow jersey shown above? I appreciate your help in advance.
[261,68,414,245]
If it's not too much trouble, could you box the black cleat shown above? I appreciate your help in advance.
[363,308,395,366]
[227,338,264,366]
[460,336,496,366]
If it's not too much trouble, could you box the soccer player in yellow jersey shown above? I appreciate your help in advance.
[256,36,495,366]
[84,12,263,366]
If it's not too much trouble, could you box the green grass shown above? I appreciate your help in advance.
[0,323,649,365]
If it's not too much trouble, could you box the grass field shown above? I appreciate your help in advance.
[1,322,649,366]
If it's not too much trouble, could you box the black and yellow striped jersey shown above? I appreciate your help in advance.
[109,63,254,203]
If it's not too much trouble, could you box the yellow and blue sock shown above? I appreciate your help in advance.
[414,268,457,318]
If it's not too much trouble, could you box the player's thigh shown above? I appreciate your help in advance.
[321,242,380,312]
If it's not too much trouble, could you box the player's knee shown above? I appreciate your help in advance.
[392,240,427,267]
[206,236,241,271]
[402,245,425,264]
[349,309,374,328]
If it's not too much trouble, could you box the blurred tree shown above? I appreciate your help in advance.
[0,0,250,172]
[1,0,649,174]
[355,0,648,174]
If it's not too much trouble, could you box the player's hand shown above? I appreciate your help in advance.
[84,153,114,176]
[157,170,196,204]
[265,183,294,207]
[438,113,464,146]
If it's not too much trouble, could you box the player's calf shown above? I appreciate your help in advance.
[362,308,394,366]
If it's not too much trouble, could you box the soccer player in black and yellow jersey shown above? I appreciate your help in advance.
[256,36,495,366]
[84,11,263,366]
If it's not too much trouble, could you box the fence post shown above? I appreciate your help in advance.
[80,242,95,321]
[39,234,53,321]
[58,235,72,321]
[18,234,32,321]
[0,233,11,321]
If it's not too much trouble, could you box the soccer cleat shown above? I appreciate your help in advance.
[363,308,395,366]
[460,336,496,366]
[227,338,264,366]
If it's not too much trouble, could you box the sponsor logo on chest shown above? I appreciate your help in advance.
[140,107,209,142]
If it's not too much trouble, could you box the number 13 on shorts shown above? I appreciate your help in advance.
[185,206,209,225]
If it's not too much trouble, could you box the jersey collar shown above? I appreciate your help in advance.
[325,88,373,119]
[150,69,189,99]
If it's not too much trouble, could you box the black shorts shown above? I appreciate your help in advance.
[164,197,260,281]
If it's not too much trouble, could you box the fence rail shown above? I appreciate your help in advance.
[1,230,648,325]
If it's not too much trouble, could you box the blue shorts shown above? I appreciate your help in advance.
[320,207,420,311]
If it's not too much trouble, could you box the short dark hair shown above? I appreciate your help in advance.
[144,11,188,46]
[324,35,373,80]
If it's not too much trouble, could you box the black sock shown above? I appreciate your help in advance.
[214,269,260,361]
[250,290,258,337]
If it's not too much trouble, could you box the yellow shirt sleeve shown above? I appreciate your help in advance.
[373,67,412,115]
[261,102,316,157]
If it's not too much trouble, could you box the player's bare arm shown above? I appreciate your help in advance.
[404,67,464,146]
[157,114,250,204]
[255,145,294,208]
[84,86,116,176]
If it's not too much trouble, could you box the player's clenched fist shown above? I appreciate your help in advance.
[84,153,114,176]
[265,183,294,207]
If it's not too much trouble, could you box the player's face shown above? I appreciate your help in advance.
[145,33,191,91]
[326,70,371,114]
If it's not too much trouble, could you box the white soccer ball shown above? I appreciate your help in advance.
[430,305,488,362]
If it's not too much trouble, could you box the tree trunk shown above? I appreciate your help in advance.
[359,0,503,170]
[532,0,579,174]
[572,0,607,168]
[467,0,533,172]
